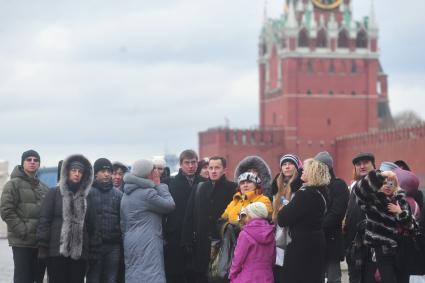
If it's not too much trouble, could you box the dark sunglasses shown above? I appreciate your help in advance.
[25,158,39,162]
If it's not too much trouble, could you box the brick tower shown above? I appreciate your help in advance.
[199,0,394,178]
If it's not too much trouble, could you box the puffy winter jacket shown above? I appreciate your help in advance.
[222,191,272,224]
[0,165,48,247]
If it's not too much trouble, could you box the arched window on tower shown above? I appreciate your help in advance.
[298,28,309,47]
[351,60,357,74]
[329,61,335,73]
[307,60,313,73]
[338,29,349,48]
[261,42,268,55]
[281,37,287,49]
[317,28,328,48]
[356,30,368,48]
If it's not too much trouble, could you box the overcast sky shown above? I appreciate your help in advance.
[0,0,424,169]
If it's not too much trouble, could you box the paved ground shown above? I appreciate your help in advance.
[0,239,349,283]
[0,239,13,283]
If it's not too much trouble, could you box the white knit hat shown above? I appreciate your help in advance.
[244,202,268,219]
[131,159,154,178]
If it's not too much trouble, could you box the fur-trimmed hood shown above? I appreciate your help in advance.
[123,173,155,195]
[59,154,93,196]
[234,156,272,189]
[58,154,93,260]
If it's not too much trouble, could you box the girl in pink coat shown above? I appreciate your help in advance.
[228,202,276,283]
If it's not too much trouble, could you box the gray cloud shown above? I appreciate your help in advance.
[0,0,423,168]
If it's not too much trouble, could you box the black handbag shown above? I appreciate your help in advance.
[397,221,425,275]
[207,223,237,283]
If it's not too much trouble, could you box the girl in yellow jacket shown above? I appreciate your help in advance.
[222,172,272,224]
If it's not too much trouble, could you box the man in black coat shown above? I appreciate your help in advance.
[343,152,375,283]
[315,152,349,283]
[181,156,237,283]
[164,150,206,283]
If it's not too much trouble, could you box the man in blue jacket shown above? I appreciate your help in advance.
[86,158,123,283]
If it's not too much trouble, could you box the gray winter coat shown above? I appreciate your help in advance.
[120,174,175,283]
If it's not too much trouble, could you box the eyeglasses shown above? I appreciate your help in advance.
[25,158,39,163]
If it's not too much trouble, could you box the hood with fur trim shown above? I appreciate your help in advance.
[59,154,93,196]
[234,156,272,189]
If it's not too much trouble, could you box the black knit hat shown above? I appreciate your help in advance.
[21,150,41,166]
[352,152,375,167]
[93,158,113,174]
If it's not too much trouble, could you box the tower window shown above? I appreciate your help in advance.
[307,60,313,73]
[329,90,334,96]
[307,90,312,95]
[317,28,328,48]
[338,29,349,48]
[356,30,368,48]
[298,28,309,47]
[351,61,357,73]
[329,62,335,73]
[351,91,356,96]
[273,113,277,124]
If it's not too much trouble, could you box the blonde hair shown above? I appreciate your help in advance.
[272,169,298,223]
[303,158,331,186]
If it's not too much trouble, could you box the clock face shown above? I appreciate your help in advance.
[312,0,343,10]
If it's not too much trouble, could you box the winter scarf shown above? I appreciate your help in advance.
[59,155,93,260]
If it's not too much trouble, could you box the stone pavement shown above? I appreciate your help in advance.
[0,239,13,283]
[0,239,349,283]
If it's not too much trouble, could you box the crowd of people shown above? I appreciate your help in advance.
[0,148,424,283]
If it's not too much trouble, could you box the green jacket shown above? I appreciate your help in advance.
[0,165,49,247]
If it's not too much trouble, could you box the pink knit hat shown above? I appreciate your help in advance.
[395,168,419,196]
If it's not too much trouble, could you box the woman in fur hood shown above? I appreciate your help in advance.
[37,154,99,283]
[234,156,272,199]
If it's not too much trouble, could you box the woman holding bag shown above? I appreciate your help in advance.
[277,158,329,283]
[271,154,302,282]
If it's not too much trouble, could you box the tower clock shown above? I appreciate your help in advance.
[312,0,343,10]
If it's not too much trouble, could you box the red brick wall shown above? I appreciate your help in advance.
[335,125,425,186]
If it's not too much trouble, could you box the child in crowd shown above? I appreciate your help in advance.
[228,202,275,283]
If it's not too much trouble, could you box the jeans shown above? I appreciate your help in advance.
[326,261,342,283]
[86,243,122,283]
[12,247,46,283]
[47,256,86,283]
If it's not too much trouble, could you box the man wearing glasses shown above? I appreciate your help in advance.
[1,150,49,283]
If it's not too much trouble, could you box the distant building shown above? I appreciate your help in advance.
[164,154,179,174]
[38,167,58,189]
[199,0,425,184]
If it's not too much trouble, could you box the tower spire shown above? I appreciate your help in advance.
[287,0,298,29]
[263,0,268,24]
[368,0,378,30]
